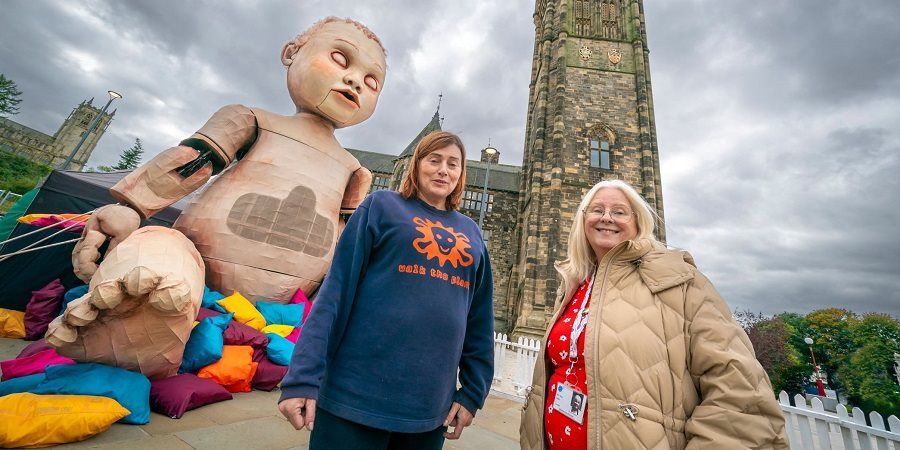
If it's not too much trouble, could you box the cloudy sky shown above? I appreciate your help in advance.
[2,1,898,317]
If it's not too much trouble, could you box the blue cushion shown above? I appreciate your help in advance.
[202,287,227,312]
[256,302,304,327]
[0,373,45,396]
[265,332,295,366]
[180,312,234,374]
[60,285,89,314]
[31,363,151,425]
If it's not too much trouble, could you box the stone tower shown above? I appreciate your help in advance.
[506,0,665,337]
[53,99,116,170]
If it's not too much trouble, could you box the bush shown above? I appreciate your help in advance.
[0,150,51,194]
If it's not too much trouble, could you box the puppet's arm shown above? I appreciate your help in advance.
[338,167,373,232]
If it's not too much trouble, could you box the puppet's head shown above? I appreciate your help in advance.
[282,17,386,128]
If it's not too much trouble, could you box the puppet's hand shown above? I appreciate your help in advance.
[72,204,141,282]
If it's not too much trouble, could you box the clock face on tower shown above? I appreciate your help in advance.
[579,45,592,61]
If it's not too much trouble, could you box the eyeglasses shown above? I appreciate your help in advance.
[583,206,634,223]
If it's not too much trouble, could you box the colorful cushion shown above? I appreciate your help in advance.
[216,292,265,330]
[256,301,304,327]
[149,373,233,419]
[198,345,256,392]
[261,324,294,337]
[201,286,227,310]
[265,333,295,366]
[61,285,89,314]
[285,326,301,344]
[195,307,223,322]
[0,308,25,338]
[32,362,151,425]
[223,318,269,350]
[24,279,66,340]
[290,288,313,324]
[0,348,75,381]
[180,313,234,374]
[0,373,45,396]
[251,355,289,391]
[0,393,129,448]
[16,338,52,358]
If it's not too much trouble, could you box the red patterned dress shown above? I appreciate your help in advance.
[544,277,592,449]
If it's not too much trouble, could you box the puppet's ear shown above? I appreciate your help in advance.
[281,41,300,67]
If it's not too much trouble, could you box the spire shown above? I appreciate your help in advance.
[397,100,443,159]
[436,92,443,115]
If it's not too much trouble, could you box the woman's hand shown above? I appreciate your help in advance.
[442,401,474,440]
[278,397,316,431]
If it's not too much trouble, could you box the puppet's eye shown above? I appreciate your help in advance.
[364,75,379,91]
[331,52,347,68]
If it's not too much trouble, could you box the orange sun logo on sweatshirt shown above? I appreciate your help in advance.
[411,217,474,268]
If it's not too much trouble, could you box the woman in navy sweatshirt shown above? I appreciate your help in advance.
[278,130,495,450]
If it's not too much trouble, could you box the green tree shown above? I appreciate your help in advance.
[805,308,859,392]
[0,74,23,117]
[737,310,809,395]
[838,314,900,416]
[109,138,144,171]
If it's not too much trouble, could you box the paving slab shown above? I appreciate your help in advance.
[175,415,308,450]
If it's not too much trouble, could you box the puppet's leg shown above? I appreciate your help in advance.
[46,226,204,379]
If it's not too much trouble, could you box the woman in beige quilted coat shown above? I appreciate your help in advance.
[520,180,788,450]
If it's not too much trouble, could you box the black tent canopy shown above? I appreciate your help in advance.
[0,170,195,311]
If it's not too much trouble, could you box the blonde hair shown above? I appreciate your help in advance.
[399,131,467,211]
[290,16,386,57]
[555,179,660,294]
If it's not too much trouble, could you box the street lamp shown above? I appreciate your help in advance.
[804,337,827,396]
[60,90,123,171]
[477,145,498,230]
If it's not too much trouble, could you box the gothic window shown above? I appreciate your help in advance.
[574,0,592,36]
[599,0,621,39]
[587,124,615,170]
[370,175,390,192]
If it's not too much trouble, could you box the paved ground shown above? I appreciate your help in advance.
[0,338,521,449]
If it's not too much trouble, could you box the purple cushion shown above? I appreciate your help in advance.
[251,354,288,391]
[195,307,223,322]
[0,348,76,381]
[24,279,65,340]
[17,339,52,358]
[223,320,268,351]
[150,373,233,418]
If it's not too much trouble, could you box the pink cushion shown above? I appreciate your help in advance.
[24,279,66,340]
[150,373,233,419]
[196,307,223,322]
[290,288,312,324]
[16,339,53,358]
[285,326,301,344]
[0,349,75,381]
[251,355,288,391]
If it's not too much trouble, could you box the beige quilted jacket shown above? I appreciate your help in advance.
[520,239,788,450]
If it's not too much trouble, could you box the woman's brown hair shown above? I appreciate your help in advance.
[399,131,467,211]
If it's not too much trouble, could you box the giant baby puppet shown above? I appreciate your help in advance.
[45,17,387,379]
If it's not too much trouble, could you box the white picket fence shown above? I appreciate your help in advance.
[491,332,541,399]
[779,391,900,450]
[490,334,900,449]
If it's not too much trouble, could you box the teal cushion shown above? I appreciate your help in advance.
[31,362,151,424]
[180,312,234,374]
[0,373,45,396]
[265,333,295,366]
[256,302,304,327]
[201,286,227,312]
[60,285,89,314]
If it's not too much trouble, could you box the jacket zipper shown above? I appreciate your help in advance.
[592,254,615,450]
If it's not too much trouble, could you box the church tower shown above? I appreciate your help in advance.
[507,0,665,337]
[52,98,116,170]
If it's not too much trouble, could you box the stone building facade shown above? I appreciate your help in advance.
[0,98,115,171]
[348,0,664,336]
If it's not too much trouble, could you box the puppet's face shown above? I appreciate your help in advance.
[285,22,386,128]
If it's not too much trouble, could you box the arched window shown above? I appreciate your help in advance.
[587,123,615,170]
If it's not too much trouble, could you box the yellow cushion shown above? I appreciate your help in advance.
[216,292,265,331]
[261,324,294,337]
[0,393,130,448]
[0,308,25,338]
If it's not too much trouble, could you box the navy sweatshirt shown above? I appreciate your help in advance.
[279,190,494,433]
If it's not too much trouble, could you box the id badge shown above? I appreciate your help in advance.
[552,383,586,425]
